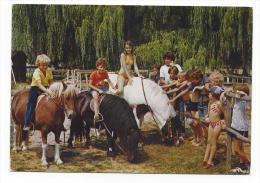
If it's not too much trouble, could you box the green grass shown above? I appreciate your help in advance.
[11,127,249,174]
[10,82,250,174]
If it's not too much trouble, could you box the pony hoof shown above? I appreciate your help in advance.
[107,151,116,157]
[12,147,18,152]
[67,143,73,148]
[55,159,63,165]
[41,161,48,166]
[22,146,28,151]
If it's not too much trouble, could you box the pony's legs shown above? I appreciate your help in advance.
[21,130,28,151]
[41,132,48,166]
[85,124,91,148]
[12,123,18,151]
[106,130,117,157]
[54,132,63,165]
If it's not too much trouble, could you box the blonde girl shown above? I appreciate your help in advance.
[201,86,225,168]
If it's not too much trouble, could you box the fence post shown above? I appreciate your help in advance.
[225,97,232,169]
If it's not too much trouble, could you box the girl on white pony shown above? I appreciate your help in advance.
[115,40,142,96]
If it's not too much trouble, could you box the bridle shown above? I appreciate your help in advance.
[48,94,70,118]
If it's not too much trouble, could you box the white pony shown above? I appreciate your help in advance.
[108,73,176,129]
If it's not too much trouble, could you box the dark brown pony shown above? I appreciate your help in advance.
[68,91,140,163]
[11,82,78,166]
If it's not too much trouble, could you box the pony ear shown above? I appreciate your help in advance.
[62,80,67,90]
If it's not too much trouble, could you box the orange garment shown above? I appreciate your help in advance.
[89,70,109,89]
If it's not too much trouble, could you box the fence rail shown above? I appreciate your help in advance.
[25,68,252,85]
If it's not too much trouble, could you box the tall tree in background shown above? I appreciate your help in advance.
[11,5,252,74]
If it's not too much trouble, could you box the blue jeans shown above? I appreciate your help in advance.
[24,86,41,127]
[174,98,185,134]
[198,102,208,118]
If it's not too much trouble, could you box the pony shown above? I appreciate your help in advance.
[68,91,140,163]
[11,81,78,166]
[108,73,176,143]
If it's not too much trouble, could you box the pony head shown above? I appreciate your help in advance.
[49,81,78,119]
[126,128,140,163]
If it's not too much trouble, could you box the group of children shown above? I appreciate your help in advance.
[150,59,250,171]
[24,45,250,172]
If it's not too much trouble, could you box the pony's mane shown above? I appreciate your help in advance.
[49,82,64,97]
[48,82,78,98]
[63,84,78,98]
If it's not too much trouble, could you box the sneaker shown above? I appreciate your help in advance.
[191,141,200,147]
[23,123,32,131]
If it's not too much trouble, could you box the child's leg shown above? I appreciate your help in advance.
[92,91,100,119]
[233,139,250,163]
[203,126,213,163]
[116,75,125,95]
[207,125,222,165]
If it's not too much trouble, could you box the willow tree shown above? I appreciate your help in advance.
[45,5,65,64]
[220,7,252,74]
[12,5,34,62]
[95,6,124,70]
[75,16,95,69]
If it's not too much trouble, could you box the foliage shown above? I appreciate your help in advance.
[12,5,252,74]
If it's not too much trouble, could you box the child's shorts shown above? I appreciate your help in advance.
[89,88,109,95]
[186,101,198,112]
[198,102,208,118]
[233,129,248,138]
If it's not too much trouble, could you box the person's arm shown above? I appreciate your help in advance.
[88,80,103,93]
[169,88,189,104]
[36,80,55,97]
[107,78,116,90]
[167,87,179,95]
[161,81,177,89]
[133,55,141,77]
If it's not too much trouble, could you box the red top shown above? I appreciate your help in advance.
[89,70,109,89]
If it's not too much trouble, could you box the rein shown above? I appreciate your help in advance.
[101,118,128,157]
[140,78,162,134]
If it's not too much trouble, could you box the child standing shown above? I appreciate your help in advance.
[89,58,116,121]
[23,54,55,131]
[149,64,161,84]
[201,86,225,169]
[231,83,250,172]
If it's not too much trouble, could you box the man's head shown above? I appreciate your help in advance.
[163,52,175,66]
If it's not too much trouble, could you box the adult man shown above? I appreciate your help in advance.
[160,52,182,85]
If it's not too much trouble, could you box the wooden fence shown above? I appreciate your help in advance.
[180,92,251,169]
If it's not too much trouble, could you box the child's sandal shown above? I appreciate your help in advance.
[200,161,207,167]
[203,163,214,169]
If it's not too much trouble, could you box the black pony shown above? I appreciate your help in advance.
[68,91,140,163]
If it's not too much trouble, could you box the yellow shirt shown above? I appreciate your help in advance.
[31,68,53,87]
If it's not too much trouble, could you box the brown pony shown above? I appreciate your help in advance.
[11,81,78,166]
